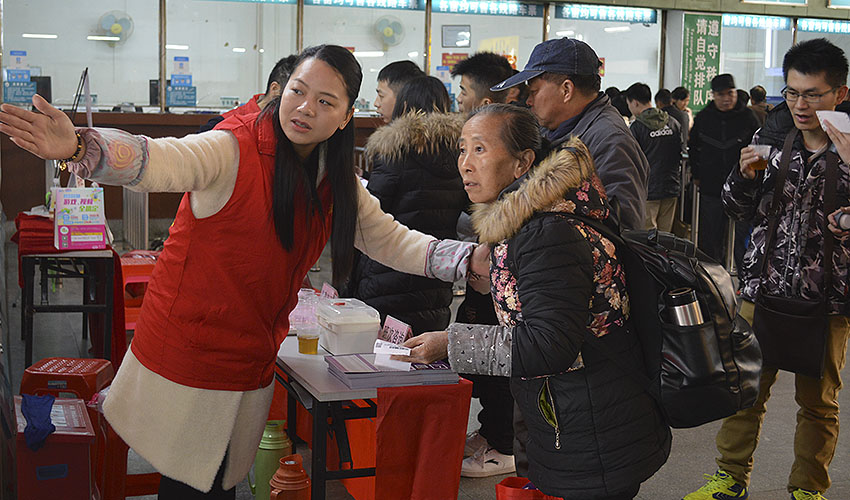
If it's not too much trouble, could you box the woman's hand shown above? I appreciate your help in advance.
[824,120,850,165]
[0,94,78,159]
[391,331,449,365]
[827,206,850,238]
[738,146,759,180]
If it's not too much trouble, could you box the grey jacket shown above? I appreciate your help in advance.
[549,94,651,230]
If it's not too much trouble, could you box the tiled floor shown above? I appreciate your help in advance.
[5,229,850,499]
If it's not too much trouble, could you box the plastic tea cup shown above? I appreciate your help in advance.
[750,145,771,171]
[297,325,320,355]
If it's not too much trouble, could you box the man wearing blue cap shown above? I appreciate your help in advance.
[492,37,650,230]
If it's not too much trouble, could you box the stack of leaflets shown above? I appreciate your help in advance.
[325,340,458,389]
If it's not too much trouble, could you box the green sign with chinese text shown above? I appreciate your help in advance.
[681,13,721,113]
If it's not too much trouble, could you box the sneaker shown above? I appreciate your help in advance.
[683,470,748,500]
[461,447,515,478]
[791,490,828,500]
[464,430,488,458]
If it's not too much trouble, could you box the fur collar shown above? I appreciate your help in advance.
[471,137,600,244]
[365,111,465,162]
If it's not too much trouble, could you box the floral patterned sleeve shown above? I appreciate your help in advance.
[67,128,149,186]
[446,322,512,377]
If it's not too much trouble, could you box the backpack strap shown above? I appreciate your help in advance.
[756,129,796,278]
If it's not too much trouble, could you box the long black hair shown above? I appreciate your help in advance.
[390,75,450,119]
[266,44,362,287]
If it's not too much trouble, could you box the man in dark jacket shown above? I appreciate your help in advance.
[626,83,683,232]
[451,52,523,113]
[656,87,689,146]
[492,37,650,230]
[685,38,850,500]
[688,73,760,264]
[748,85,773,126]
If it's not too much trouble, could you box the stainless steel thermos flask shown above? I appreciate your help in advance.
[667,287,704,326]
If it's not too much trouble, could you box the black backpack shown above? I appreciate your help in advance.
[571,215,763,428]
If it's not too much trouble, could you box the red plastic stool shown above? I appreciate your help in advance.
[119,250,160,331]
[21,358,113,499]
[20,357,161,499]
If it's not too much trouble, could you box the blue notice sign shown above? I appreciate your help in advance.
[7,69,31,82]
[166,86,197,107]
[3,81,37,104]
[171,74,193,87]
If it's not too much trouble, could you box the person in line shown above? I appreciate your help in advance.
[492,37,650,232]
[685,38,850,500]
[688,73,760,265]
[199,55,298,132]
[449,51,524,477]
[374,60,424,123]
[625,83,683,232]
[0,45,481,499]
[656,88,689,146]
[344,76,467,334]
[672,86,694,130]
[396,103,671,500]
[748,85,774,127]
[451,52,521,114]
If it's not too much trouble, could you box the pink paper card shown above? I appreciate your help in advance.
[320,282,339,299]
[379,315,413,345]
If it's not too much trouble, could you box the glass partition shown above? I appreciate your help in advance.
[548,4,661,93]
[4,0,159,108]
[430,2,543,109]
[719,14,793,97]
[797,19,850,92]
[303,1,426,109]
[167,0,297,109]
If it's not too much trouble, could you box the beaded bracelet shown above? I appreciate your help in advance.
[58,132,84,171]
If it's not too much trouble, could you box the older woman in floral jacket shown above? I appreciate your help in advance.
[399,104,670,500]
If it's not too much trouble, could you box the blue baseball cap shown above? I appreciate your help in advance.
[490,38,601,91]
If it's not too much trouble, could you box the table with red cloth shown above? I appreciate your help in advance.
[12,213,126,370]
[275,339,473,500]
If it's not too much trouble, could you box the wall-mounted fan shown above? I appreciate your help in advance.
[97,10,134,45]
[374,16,405,47]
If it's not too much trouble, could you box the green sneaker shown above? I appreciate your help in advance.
[683,470,748,500]
[791,489,828,500]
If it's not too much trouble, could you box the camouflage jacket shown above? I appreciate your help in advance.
[722,129,850,314]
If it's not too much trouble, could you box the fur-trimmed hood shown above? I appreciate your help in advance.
[471,137,609,244]
[365,111,465,162]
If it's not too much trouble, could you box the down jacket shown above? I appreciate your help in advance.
[447,139,671,498]
[722,104,850,314]
[344,111,468,333]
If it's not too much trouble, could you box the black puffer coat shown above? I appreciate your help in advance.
[688,98,760,198]
[469,139,671,498]
[345,112,467,334]
[630,108,683,200]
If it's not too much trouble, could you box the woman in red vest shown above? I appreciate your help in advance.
[0,45,478,499]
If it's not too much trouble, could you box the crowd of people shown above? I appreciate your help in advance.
[1,32,850,500]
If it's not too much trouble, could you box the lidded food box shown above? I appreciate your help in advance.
[317,298,381,354]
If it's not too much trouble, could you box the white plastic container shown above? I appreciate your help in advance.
[317,298,381,355]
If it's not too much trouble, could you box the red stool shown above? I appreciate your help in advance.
[119,250,159,331]
[20,357,160,499]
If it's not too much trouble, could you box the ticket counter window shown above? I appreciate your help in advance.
[430,4,542,106]
[547,5,660,93]
[303,3,426,110]
[168,0,296,108]
[719,15,793,97]
[5,0,158,108]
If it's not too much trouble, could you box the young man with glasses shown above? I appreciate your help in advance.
[688,73,760,265]
[685,38,850,500]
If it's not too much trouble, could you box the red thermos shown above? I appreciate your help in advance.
[269,453,311,500]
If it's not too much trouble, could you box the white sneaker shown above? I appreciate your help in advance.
[461,448,516,478]
[464,430,488,458]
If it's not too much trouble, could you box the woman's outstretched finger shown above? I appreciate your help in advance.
[0,109,37,134]
[9,136,40,156]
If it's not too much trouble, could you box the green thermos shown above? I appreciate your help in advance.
[250,420,293,500]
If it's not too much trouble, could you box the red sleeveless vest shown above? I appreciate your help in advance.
[131,111,333,390]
